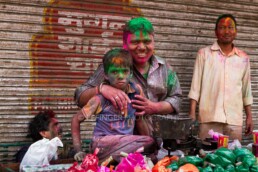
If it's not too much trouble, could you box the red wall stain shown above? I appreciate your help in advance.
[29,0,141,110]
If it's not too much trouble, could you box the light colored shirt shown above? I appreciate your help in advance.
[188,41,253,126]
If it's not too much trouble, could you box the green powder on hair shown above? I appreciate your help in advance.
[126,17,154,34]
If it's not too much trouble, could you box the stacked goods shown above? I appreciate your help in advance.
[67,147,258,172]
[162,147,258,172]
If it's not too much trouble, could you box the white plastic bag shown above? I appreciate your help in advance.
[20,137,63,171]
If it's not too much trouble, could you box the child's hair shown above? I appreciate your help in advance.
[103,48,133,74]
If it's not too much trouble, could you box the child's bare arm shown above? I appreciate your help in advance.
[71,96,102,152]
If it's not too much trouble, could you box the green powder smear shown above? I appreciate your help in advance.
[125,17,154,34]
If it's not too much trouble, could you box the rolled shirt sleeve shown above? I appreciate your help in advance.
[164,72,182,114]
[242,58,253,106]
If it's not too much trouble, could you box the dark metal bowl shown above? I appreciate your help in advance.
[152,115,192,139]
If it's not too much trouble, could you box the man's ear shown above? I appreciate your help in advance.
[39,131,48,138]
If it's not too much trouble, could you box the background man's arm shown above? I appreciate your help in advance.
[189,99,197,121]
[244,105,253,135]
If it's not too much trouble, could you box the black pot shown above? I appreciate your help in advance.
[152,115,192,140]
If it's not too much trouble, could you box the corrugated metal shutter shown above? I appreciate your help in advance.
[0,0,257,162]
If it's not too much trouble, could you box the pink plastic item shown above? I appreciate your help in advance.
[115,152,148,172]
[208,129,222,141]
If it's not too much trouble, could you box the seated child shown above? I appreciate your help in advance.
[71,48,156,163]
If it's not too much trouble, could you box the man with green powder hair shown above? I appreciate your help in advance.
[74,17,182,137]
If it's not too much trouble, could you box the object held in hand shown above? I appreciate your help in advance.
[74,151,86,162]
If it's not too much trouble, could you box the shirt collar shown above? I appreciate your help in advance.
[211,41,241,57]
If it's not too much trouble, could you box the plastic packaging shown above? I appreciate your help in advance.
[178,156,203,167]
[115,152,150,172]
[152,156,178,172]
[20,137,63,171]
[208,129,222,141]
[213,164,224,172]
[214,147,236,164]
[68,148,99,172]
[176,163,199,172]
[204,153,232,168]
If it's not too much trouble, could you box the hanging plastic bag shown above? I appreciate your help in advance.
[20,137,63,171]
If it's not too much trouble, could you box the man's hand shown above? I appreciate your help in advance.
[131,95,157,115]
[245,117,253,135]
[74,151,86,161]
[101,85,131,111]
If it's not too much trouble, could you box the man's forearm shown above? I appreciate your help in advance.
[189,99,197,120]
[244,105,252,120]
[78,87,97,108]
[153,101,174,115]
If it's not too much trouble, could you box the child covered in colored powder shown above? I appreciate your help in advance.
[71,48,156,163]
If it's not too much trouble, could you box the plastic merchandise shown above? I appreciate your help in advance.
[213,164,225,172]
[202,166,213,172]
[98,166,116,172]
[214,147,236,164]
[166,162,179,171]
[250,164,258,172]
[228,139,242,150]
[204,153,231,168]
[233,148,253,158]
[68,148,99,172]
[225,164,236,172]
[235,164,249,172]
[176,163,199,172]
[208,129,222,141]
[152,156,178,172]
[178,156,203,167]
[20,137,63,170]
[115,152,150,172]
[240,154,256,168]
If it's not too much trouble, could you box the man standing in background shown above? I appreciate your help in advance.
[189,14,253,141]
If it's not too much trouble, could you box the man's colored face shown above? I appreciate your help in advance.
[123,31,154,65]
[45,118,61,139]
[216,17,237,44]
[106,63,131,90]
